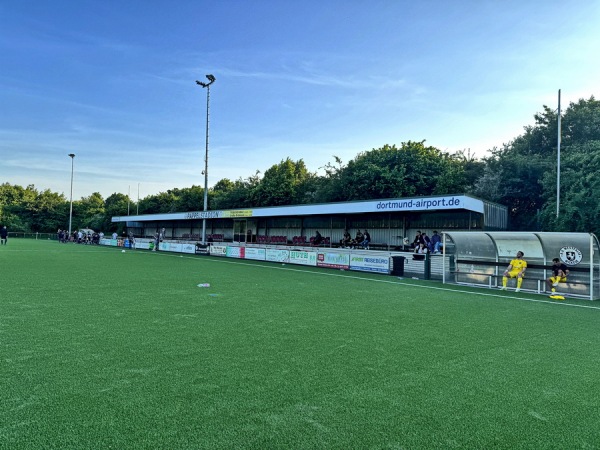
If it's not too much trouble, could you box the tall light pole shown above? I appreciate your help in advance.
[557,89,561,218]
[137,183,140,215]
[196,74,216,245]
[68,153,75,236]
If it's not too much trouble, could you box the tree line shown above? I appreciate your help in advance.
[2,96,599,234]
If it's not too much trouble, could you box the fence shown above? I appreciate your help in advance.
[7,232,58,240]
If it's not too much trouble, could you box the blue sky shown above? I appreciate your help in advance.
[1,0,599,200]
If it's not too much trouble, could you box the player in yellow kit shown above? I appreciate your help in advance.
[501,251,527,292]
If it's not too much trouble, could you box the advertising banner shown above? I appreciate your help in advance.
[159,242,183,253]
[317,252,350,269]
[289,250,317,266]
[181,243,196,254]
[226,246,244,259]
[134,241,150,250]
[210,245,227,256]
[244,247,266,261]
[266,249,290,263]
[349,254,390,273]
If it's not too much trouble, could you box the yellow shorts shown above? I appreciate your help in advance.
[553,276,567,283]
[506,269,524,279]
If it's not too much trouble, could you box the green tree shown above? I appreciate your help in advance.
[252,158,315,206]
[103,193,129,232]
[474,96,600,232]
[323,142,475,202]
[74,192,105,231]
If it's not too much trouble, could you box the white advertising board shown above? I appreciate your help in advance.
[226,246,243,258]
[317,252,350,269]
[210,245,227,256]
[266,249,290,263]
[181,243,196,254]
[244,247,266,261]
[289,250,317,266]
[349,254,390,274]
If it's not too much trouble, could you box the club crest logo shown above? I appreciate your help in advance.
[559,246,583,266]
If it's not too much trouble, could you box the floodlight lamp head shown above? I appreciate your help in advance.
[206,74,215,83]
[196,80,208,87]
[68,153,75,158]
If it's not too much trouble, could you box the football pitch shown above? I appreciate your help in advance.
[2,240,600,449]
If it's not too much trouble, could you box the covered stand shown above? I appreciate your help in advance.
[442,232,600,300]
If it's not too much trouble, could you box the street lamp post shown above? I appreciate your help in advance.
[68,153,75,237]
[196,74,216,245]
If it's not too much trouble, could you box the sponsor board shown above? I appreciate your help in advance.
[134,241,150,250]
[266,249,290,263]
[226,246,245,259]
[317,252,350,269]
[159,242,183,253]
[210,245,227,256]
[349,254,390,273]
[181,243,196,254]
[289,250,317,266]
[244,247,266,261]
[195,245,210,255]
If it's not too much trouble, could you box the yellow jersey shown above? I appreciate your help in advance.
[509,259,527,271]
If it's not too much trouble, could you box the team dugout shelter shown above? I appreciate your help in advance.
[112,194,507,249]
[443,231,600,300]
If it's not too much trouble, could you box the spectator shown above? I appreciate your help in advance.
[340,230,352,247]
[430,231,442,253]
[128,231,136,250]
[361,230,371,249]
[313,230,323,246]
[412,231,423,249]
[1,225,8,245]
[354,230,364,248]
[414,242,428,254]
[421,232,431,250]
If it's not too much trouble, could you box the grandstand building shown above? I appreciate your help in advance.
[112,194,507,250]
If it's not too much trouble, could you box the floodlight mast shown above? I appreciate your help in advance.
[68,153,75,237]
[195,74,215,245]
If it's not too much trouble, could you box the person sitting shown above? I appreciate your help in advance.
[414,242,428,254]
[353,230,364,248]
[421,232,431,251]
[546,258,569,292]
[412,231,423,249]
[361,230,371,249]
[340,229,352,247]
[430,231,442,253]
[313,230,323,246]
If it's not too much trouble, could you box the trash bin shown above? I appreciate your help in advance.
[391,256,405,276]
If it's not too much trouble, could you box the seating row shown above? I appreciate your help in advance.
[181,233,224,241]
[256,235,287,244]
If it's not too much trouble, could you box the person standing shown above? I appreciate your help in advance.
[153,231,160,251]
[1,225,7,245]
[546,258,569,293]
[501,251,527,292]
[128,231,136,250]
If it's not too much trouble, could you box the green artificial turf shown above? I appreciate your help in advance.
[1,239,600,449]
